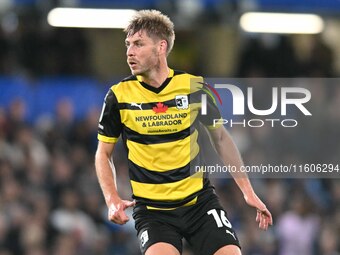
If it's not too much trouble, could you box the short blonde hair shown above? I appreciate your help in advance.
[124,10,175,55]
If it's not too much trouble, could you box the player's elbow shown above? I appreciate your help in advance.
[211,126,227,144]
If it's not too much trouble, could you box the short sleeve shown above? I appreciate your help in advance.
[97,89,122,143]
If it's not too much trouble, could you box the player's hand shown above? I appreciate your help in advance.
[108,199,136,225]
[244,193,273,230]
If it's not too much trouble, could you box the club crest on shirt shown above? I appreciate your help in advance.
[175,95,189,110]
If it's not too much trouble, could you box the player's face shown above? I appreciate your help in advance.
[125,30,161,76]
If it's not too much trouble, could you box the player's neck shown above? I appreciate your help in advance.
[141,63,170,88]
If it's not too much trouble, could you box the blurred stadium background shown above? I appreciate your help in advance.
[0,0,339,255]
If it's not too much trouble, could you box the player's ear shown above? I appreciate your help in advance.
[159,40,168,55]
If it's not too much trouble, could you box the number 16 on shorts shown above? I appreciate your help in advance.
[207,209,237,240]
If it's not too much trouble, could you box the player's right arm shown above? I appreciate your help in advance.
[95,141,135,225]
[95,88,134,225]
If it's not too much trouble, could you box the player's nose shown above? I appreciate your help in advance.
[126,45,135,57]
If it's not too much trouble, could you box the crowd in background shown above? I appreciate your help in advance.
[1,6,340,255]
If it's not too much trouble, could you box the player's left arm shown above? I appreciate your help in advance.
[209,125,273,230]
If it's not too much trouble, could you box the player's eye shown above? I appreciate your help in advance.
[135,42,143,47]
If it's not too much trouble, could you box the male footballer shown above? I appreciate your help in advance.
[95,9,272,255]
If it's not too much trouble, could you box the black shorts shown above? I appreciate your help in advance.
[133,194,241,255]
